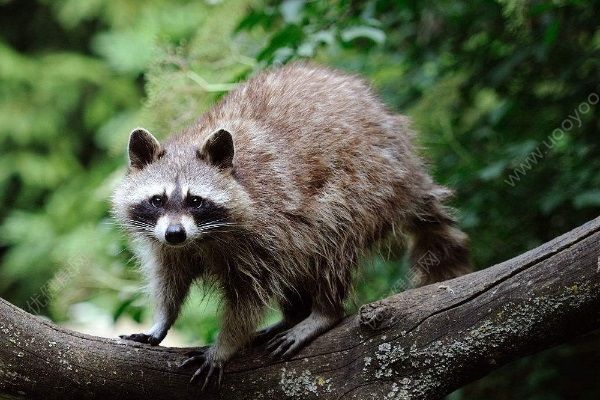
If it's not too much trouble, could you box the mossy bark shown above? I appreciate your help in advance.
[1,218,599,399]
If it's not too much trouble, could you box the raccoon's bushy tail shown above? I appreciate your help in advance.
[406,187,471,286]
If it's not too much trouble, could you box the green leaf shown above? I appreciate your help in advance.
[478,161,507,181]
[234,8,273,33]
[544,20,560,46]
[340,26,385,44]
[92,30,156,74]
[280,0,305,24]
[573,190,600,209]
[112,293,142,322]
[257,25,304,61]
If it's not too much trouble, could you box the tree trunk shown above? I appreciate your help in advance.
[1,217,599,400]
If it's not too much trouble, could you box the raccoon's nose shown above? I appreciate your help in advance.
[165,224,186,245]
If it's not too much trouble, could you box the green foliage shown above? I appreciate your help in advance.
[235,0,600,397]
[0,0,255,342]
[0,0,599,397]
[237,0,600,268]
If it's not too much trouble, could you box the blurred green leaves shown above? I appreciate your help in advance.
[340,26,385,45]
[0,0,599,397]
[0,0,265,348]
[237,0,387,64]
[236,2,600,396]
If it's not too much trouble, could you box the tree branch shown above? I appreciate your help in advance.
[1,218,599,399]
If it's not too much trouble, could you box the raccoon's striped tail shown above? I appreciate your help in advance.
[406,188,471,286]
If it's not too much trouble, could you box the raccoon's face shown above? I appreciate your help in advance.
[113,127,246,247]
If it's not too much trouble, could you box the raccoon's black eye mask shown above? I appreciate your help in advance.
[148,192,204,211]
[187,198,229,227]
[128,183,229,230]
[129,200,162,227]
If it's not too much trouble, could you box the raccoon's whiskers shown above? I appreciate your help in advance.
[197,221,239,235]
[122,220,154,234]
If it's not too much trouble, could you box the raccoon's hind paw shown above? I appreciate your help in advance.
[119,333,162,346]
[179,348,224,391]
[266,329,308,359]
[252,320,289,346]
[266,311,342,359]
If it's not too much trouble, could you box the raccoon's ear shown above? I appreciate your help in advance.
[128,128,162,170]
[198,129,234,170]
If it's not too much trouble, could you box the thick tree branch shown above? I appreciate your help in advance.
[1,218,599,399]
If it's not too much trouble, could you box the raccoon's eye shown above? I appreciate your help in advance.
[150,195,164,208]
[187,195,203,208]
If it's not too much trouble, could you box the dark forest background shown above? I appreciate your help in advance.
[0,0,599,398]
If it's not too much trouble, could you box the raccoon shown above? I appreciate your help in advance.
[112,62,470,389]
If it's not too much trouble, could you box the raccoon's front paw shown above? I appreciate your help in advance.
[179,347,224,390]
[119,333,162,346]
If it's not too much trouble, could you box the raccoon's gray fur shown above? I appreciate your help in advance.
[112,62,470,388]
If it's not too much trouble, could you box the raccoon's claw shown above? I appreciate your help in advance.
[119,333,161,346]
[266,331,305,359]
[192,359,223,391]
[180,350,223,390]
[178,349,206,369]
